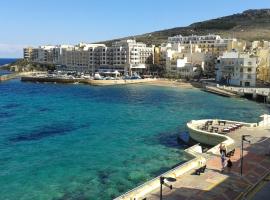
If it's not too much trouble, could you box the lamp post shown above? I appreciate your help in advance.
[160,176,176,200]
[241,135,251,176]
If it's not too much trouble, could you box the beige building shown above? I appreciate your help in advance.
[162,34,245,77]
[252,40,270,50]
[216,51,257,87]
[23,47,34,60]
[164,43,214,77]
[257,48,270,83]
[168,34,239,56]
[250,40,270,83]
[227,40,246,52]
[60,43,106,72]
[23,40,154,74]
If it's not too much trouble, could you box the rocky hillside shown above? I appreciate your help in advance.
[99,9,270,46]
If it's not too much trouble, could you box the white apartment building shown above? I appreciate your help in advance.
[216,51,257,87]
[108,39,154,73]
[23,40,154,74]
[166,52,202,78]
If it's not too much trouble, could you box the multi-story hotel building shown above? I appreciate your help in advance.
[60,43,106,72]
[163,34,245,77]
[23,45,73,65]
[23,40,154,74]
[250,40,270,84]
[168,34,239,55]
[216,51,257,87]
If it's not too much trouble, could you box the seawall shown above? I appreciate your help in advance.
[0,72,36,82]
[114,144,206,200]
[21,76,157,86]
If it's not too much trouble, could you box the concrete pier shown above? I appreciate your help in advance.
[21,76,157,86]
[0,72,38,82]
[219,85,270,103]
[203,85,238,97]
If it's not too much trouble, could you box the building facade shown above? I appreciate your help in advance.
[216,51,257,87]
[162,34,244,77]
[250,41,270,83]
[170,57,202,78]
[23,40,154,74]
[23,47,34,60]
[60,43,106,72]
[168,34,238,56]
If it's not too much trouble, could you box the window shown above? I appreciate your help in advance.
[240,68,243,72]
[245,82,250,87]
[248,68,252,72]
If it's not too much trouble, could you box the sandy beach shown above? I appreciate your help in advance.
[141,79,198,89]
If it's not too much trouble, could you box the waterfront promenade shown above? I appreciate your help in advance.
[142,126,270,200]
[115,119,270,200]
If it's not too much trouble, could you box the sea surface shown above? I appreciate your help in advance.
[0,80,269,200]
[0,58,18,75]
[0,58,18,66]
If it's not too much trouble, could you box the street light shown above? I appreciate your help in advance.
[160,176,176,200]
[241,134,251,176]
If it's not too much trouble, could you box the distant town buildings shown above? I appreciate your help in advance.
[251,41,270,84]
[216,51,257,87]
[24,40,154,74]
[23,34,270,87]
[161,34,245,78]
[168,34,245,55]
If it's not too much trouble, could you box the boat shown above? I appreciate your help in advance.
[94,73,103,80]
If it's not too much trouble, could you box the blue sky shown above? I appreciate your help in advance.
[0,0,270,58]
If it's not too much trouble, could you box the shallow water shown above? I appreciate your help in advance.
[0,80,268,199]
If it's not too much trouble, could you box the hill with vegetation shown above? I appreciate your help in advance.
[99,9,270,46]
[4,59,55,72]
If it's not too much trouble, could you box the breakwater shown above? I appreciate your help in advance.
[218,85,270,103]
[21,76,157,86]
[0,72,34,82]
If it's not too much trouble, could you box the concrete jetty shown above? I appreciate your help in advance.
[0,72,37,82]
[203,85,238,97]
[21,76,157,86]
[218,85,270,103]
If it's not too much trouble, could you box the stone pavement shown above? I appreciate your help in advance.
[143,133,270,200]
[251,176,270,200]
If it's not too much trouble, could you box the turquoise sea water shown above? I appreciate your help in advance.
[0,58,18,75]
[0,80,269,200]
